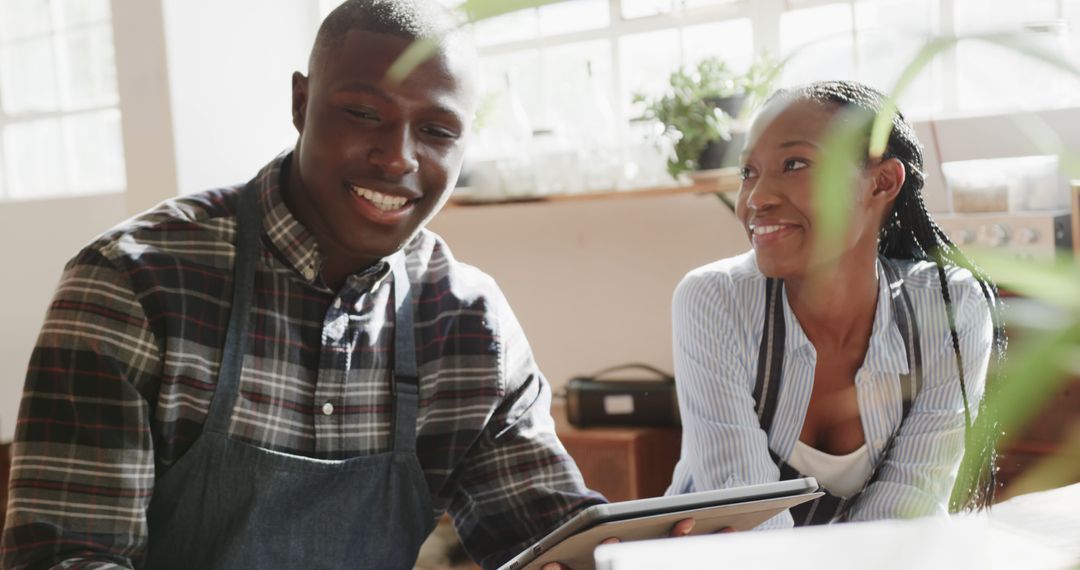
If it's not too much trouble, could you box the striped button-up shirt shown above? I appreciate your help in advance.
[2,153,603,570]
[667,252,992,527]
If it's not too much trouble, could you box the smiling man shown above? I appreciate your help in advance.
[1,2,604,569]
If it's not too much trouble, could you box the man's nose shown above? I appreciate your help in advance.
[368,124,419,179]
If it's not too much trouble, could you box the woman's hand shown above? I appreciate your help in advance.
[540,518,699,570]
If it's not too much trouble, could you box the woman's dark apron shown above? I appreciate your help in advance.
[753,259,923,525]
[143,182,434,569]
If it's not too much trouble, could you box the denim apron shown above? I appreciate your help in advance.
[143,182,434,569]
[752,258,923,525]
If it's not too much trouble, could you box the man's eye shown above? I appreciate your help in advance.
[345,108,378,121]
[784,159,810,172]
[421,125,459,140]
[739,166,757,181]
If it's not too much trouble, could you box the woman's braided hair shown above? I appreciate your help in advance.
[777,80,1007,510]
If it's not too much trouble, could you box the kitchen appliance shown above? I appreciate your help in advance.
[565,364,680,428]
[934,211,1072,262]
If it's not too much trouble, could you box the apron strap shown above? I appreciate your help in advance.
[752,278,785,434]
[205,182,262,435]
[752,258,924,524]
[881,258,923,416]
[390,254,420,453]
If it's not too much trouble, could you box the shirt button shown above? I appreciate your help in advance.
[322,402,334,416]
[303,267,316,281]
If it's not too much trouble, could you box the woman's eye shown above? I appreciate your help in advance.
[784,159,810,172]
[739,166,757,181]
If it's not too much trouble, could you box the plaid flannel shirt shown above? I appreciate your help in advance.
[2,152,603,570]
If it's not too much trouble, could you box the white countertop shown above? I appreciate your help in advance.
[595,483,1080,570]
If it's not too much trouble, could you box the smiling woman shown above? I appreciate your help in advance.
[666,80,1004,526]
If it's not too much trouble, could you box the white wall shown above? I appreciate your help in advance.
[429,193,748,394]
[161,0,319,194]
[0,195,127,440]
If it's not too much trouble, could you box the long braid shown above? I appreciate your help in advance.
[882,141,1004,511]
[792,81,1006,510]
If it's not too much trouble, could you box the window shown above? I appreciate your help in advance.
[310,0,1080,194]
[0,0,126,201]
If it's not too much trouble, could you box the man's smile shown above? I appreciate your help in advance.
[349,184,415,212]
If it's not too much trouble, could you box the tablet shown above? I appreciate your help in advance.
[499,478,822,570]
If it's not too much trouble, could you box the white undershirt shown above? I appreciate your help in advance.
[787,441,873,498]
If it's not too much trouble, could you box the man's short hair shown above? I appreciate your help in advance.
[310,0,460,72]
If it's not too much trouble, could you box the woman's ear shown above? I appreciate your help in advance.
[871,157,906,202]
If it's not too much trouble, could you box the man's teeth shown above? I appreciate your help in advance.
[753,225,786,235]
[352,186,409,211]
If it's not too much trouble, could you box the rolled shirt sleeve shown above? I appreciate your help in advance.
[665,266,793,529]
[447,288,606,569]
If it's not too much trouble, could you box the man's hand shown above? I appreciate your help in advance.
[541,518,699,570]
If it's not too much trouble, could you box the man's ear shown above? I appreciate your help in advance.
[292,71,309,133]
[871,157,905,202]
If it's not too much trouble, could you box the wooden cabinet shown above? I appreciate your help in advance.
[552,404,681,502]
[997,376,1080,500]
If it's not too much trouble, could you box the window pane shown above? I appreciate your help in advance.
[621,0,673,19]
[541,40,614,132]
[954,0,1057,34]
[55,0,110,29]
[681,0,741,10]
[854,0,939,116]
[955,38,1080,113]
[57,23,118,109]
[473,8,538,47]
[0,36,60,113]
[478,50,543,134]
[0,0,51,42]
[63,109,126,194]
[539,0,609,36]
[0,150,6,198]
[780,4,856,87]
[620,29,681,114]
[682,18,753,72]
[3,118,68,199]
[953,0,1078,113]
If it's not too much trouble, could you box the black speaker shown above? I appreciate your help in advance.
[565,364,680,428]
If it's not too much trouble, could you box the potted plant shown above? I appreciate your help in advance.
[635,56,781,179]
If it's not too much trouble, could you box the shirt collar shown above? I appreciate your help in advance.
[254,149,391,291]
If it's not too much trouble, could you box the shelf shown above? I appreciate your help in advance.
[447,167,741,207]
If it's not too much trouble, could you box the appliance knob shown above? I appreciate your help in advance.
[1018,227,1039,244]
[953,228,975,245]
[981,224,1010,248]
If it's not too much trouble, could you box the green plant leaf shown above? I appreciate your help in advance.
[458,0,567,22]
[385,37,440,84]
[386,0,566,84]
[956,249,1080,312]
[810,106,874,267]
